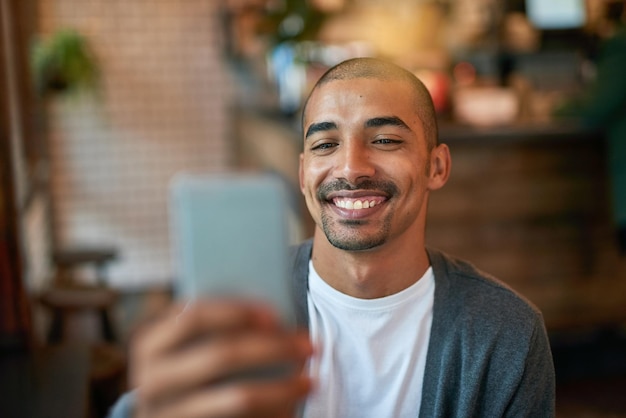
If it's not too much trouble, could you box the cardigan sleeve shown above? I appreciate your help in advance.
[106,390,135,418]
[504,315,556,417]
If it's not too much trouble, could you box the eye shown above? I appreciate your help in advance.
[372,138,403,149]
[311,141,338,152]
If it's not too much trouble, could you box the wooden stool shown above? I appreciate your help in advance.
[44,245,120,343]
[39,285,119,344]
[52,246,118,286]
[38,282,126,416]
[42,245,125,416]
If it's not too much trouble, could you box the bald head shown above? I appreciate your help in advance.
[303,57,438,150]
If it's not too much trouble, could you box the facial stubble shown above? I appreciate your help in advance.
[317,179,399,251]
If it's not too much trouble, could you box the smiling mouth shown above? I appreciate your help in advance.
[318,179,398,213]
[332,197,386,210]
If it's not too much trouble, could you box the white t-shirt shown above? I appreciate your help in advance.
[303,261,435,418]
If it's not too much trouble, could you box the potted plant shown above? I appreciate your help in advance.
[30,28,99,97]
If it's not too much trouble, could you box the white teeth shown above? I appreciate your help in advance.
[335,199,378,210]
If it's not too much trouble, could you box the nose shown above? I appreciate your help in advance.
[332,140,375,184]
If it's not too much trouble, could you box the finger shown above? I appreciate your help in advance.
[138,330,312,404]
[149,373,312,418]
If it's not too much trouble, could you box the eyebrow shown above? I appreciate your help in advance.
[305,121,338,139]
[365,116,411,131]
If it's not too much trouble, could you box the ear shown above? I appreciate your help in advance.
[298,153,306,194]
[427,144,451,191]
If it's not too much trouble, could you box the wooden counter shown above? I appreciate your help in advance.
[427,122,626,331]
[438,121,601,144]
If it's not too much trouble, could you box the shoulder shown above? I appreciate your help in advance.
[423,249,555,416]
[427,247,544,333]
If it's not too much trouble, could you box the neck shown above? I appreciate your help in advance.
[311,230,430,299]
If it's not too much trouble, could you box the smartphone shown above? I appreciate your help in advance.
[169,172,296,326]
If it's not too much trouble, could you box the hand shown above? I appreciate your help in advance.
[130,300,313,418]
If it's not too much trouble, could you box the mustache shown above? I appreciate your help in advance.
[317,179,399,201]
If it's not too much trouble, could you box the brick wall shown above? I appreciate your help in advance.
[38,0,233,288]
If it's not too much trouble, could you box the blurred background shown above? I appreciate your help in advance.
[1,0,626,416]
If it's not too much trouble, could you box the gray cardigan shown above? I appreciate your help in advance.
[109,240,555,418]
[291,240,555,417]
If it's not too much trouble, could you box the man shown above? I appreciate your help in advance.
[109,58,555,418]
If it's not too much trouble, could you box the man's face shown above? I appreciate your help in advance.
[299,77,436,252]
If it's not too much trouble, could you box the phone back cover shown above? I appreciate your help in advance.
[169,173,295,324]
